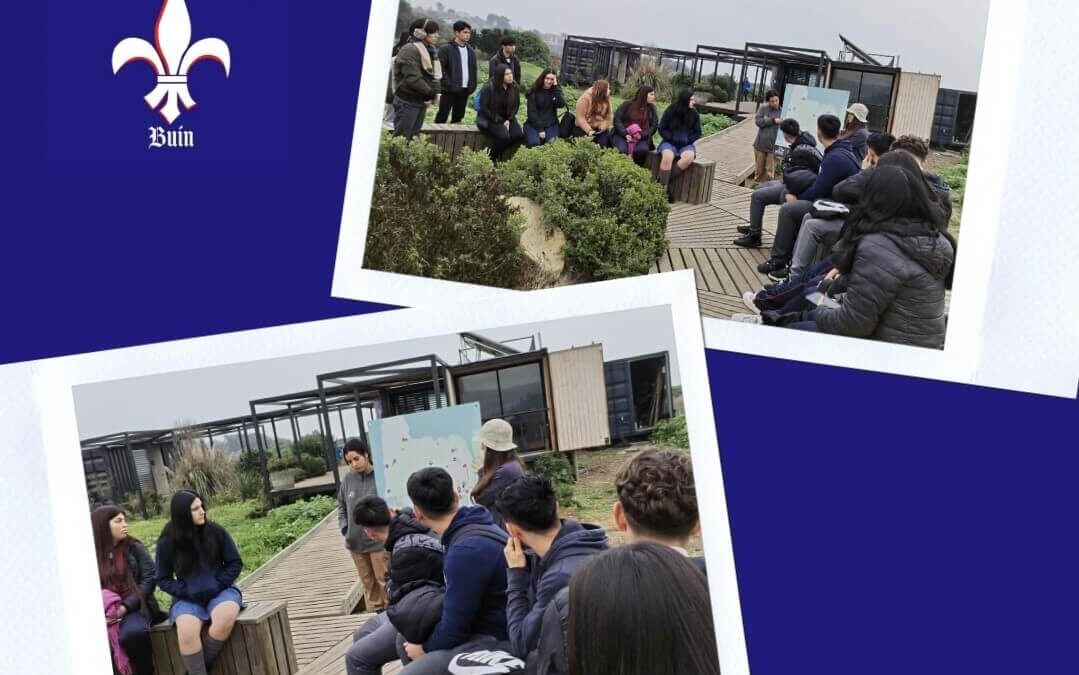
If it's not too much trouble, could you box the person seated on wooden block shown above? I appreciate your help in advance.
[611,86,660,166]
[496,475,608,660]
[657,89,703,201]
[93,505,167,675]
[345,496,445,675]
[573,80,614,147]
[338,438,389,613]
[523,69,566,148]
[476,64,525,163]
[155,490,244,675]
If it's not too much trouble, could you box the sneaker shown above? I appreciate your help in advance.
[736,225,752,235]
[733,232,761,248]
[767,265,790,283]
[757,258,785,275]
[742,291,761,314]
[731,313,762,324]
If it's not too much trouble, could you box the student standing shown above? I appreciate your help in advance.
[752,89,783,183]
[435,21,477,124]
[496,476,608,659]
[399,467,509,674]
[155,491,243,675]
[392,19,442,139]
[470,418,525,527]
[339,438,389,612]
[488,36,522,85]
[92,506,165,675]
[476,65,525,162]
[611,85,660,166]
[657,88,703,199]
[524,69,565,148]
[573,80,614,147]
[841,103,871,164]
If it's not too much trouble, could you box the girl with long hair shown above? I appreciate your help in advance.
[92,506,164,675]
[567,541,720,675]
[524,68,565,148]
[470,418,524,529]
[155,490,244,675]
[573,79,613,147]
[612,85,660,165]
[657,88,703,199]
[841,103,870,164]
[798,151,956,347]
[476,63,525,162]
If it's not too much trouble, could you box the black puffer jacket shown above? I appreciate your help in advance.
[383,509,444,603]
[815,217,955,349]
[119,539,167,623]
[387,581,445,644]
[782,131,823,195]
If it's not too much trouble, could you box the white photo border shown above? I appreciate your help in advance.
[332,0,1079,399]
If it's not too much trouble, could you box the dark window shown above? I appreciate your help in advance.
[829,68,895,132]
[456,362,550,451]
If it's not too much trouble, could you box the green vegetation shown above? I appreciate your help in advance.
[498,140,670,280]
[127,496,336,610]
[650,414,689,450]
[531,452,579,508]
[936,152,969,233]
[365,132,538,288]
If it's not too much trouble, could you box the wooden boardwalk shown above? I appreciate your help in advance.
[237,512,404,674]
[651,117,777,318]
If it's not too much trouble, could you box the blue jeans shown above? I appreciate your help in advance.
[524,122,559,147]
[749,180,787,234]
[787,308,821,332]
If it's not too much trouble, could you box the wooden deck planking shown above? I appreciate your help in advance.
[295,613,404,675]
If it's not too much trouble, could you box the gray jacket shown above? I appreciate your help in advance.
[753,103,782,151]
[338,469,383,553]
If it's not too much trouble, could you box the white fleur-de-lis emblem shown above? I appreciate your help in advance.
[112,0,230,125]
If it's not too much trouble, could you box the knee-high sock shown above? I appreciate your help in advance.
[670,163,685,179]
[658,169,671,187]
[203,635,226,665]
[182,651,209,675]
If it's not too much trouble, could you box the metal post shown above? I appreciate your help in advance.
[252,404,272,506]
[317,378,341,491]
[270,417,281,459]
[431,358,443,409]
[338,406,347,443]
[125,433,148,519]
[288,405,300,449]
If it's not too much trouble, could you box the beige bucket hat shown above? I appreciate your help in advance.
[478,418,517,452]
[846,103,870,123]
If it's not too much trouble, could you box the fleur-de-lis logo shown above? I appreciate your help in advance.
[112,0,230,125]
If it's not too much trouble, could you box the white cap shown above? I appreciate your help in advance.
[478,418,517,452]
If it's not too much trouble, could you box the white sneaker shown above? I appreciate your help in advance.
[742,291,761,314]
[730,313,762,324]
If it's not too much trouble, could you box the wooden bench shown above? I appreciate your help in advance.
[419,123,488,161]
[643,153,716,205]
[150,600,298,675]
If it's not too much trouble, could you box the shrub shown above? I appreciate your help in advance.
[626,56,675,101]
[474,29,551,67]
[267,452,298,473]
[167,442,238,501]
[236,450,263,474]
[124,491,164,519]
[237,469,263,500]
[297,455,328,480]
[294,432,329,460]
[498,140,669,280]
[651,414,689,450]
[365,133,536,288]
[531,452,578,508]
[700,112,736,137]
[701,74,736,103]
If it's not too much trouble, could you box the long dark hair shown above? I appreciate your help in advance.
[489,63,518,113]
[627,85,655,119]
[91,505,144,612]
[529,68,557,96]
[471,446,521,498]
[842,113,867,136]
[159,490,223,578]
[666,88,699,130]
[568,542,719,675]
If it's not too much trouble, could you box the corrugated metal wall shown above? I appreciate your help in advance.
[548,345,611,451]
[891,72,940,140]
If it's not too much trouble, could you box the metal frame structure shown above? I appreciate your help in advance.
[559,35,705,86]
[81,429,173,516]
[694,43,830,108]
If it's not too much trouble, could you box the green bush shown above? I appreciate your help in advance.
[700,112,736,137]
[626,58,675,101]
[700,74,736,103]
[498,140,669,280]
[267,452,298,473]
[124,490,164,519]
[236,451,264,474]
[237,469,263,501]
[474,29,551,67]
[651,414,689,450]
[365,133,536,288]
[168,444,238,501]
[531,452,579,508]
[297,455,328,480]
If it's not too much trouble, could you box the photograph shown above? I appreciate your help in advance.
[350,0,988,352]
[40,273,747,675]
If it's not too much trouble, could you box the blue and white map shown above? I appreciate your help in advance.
[367,402,483,509]
[774,84,851,155]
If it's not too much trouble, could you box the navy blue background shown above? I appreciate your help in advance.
[9,2,1079,673]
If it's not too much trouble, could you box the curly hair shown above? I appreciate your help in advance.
[614,449,698,539]
[890,134,930,161]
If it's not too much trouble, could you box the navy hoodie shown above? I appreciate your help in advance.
[505,519,608,658]
[155,524,243,606]
[422,506,509,653]
[797,138,862,202]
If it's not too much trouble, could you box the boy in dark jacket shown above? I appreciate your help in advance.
[399,467,509,675]
[735,118,822,248]
[526,450,704,675]
[488,36,522,85]
[496,475,608,659]
[435,21,477,123]
[345,497,445,675]
[758,113,861,281]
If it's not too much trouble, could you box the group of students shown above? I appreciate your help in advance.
[729,91,957,348]
[387,18,706,198]
[338,418,718,675]
[92,491,244,675]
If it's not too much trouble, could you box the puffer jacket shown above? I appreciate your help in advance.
[387,580,445,644]
[393,40,440,104]
[832,169,954,224]
[782,131,823,195]
[384,509,444,603]
[815,217,955,349]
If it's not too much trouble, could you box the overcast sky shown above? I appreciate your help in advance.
[430,0,989,90]
[74,306,681,439]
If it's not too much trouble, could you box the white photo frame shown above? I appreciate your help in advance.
[26,271,750,675]
[332,0,1079,398]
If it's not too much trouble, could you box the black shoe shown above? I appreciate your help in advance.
[734,233,761,248]
[767,265,790,283]
[757,258,785,275]
[737,225,752,235]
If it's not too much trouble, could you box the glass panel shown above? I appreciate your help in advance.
[455,371,501,421]
[502,410,550,452]
[828,68,863,107]
[495,364,545,416]
[859,72,895,132]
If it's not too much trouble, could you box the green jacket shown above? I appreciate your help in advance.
[393,41,441,104]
